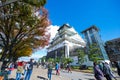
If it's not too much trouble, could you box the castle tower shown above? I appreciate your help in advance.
[47,24,85,65]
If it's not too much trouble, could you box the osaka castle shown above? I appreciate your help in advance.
[46,24,86,65]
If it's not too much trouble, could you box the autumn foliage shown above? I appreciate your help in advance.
[0,0,50,61]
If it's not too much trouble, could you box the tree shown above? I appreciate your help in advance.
[88,43,103,62]
[41,56,46,63]
[60,49,64,57]
[12,46,32,62]
[47,58,54,63]
[60,57,73,65]
[61,57,66,63]
[65,58,73,64]
[0,0,50,62]
[77,49,86,65]
[54,57,60,63]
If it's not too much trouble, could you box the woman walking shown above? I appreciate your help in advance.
[16,61,24,80]
[93,62,104,80]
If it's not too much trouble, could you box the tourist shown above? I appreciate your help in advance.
[66,63,72,73]
[103,62,117,80]
[36,62,40,68]
[93,62,104,80]
[8,62,14,75]
[48,62,53,80]
[98,61,104,72]
[24,59,34,80]
[114,61,120,76]
[23,62,28,78]
[60,63,64,72]
[55,62,60,75]
[16,61,24,80]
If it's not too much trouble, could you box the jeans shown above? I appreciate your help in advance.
[48,69,52,80]
[16,73,22,80]
[24,70,27,77]
[24,70,32,80]
[8,70,12,75]
[56,70,60,75]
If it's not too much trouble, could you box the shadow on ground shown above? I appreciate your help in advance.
[9,78,15,80]
[52,73,56,75]
[71,79,95,80]
[85,78,95,80]
[37,76,48,80]
[9,78,24,80]
[84,73,94,76]
[71,79,82,80]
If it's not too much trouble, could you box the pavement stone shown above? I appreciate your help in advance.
[9,66,120,80]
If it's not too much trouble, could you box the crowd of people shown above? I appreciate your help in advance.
[0,59,34,80]
[93,61,120,80]
[0,59,72,80]
[46,62,72,80]
[15,59,34,80]
[1,58,120,80]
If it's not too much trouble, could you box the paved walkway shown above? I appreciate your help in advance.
[9,66,120,80]
[9,66,70,80]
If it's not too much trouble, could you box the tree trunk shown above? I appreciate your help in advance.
[0,49,8,61]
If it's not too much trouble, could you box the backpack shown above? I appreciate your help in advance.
[27,63,33,70]
[103,65,110,75]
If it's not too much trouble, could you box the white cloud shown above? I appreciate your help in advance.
[48,25,59,41]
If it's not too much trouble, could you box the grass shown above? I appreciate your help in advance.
[71,66,93,73]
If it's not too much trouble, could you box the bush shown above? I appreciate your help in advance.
[87,66,93,70]
[79,65,88,70]
[71,65,79,69]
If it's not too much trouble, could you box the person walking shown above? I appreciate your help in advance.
[60,63,64,72]
[98,61,104,72]
[36,62,40,68]
[103,62,117,80]
[93,62,104,80]
[47,62,53,80]
[16,61,24,80]
[66,63,72,73]
[8,62,14,75]
[114,61,120,76]
[24,59,34,80]
[23,62,28,78]
[55,63,60,75]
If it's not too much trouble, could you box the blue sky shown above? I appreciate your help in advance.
[25,0,120,60]
[45,0,120,41]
